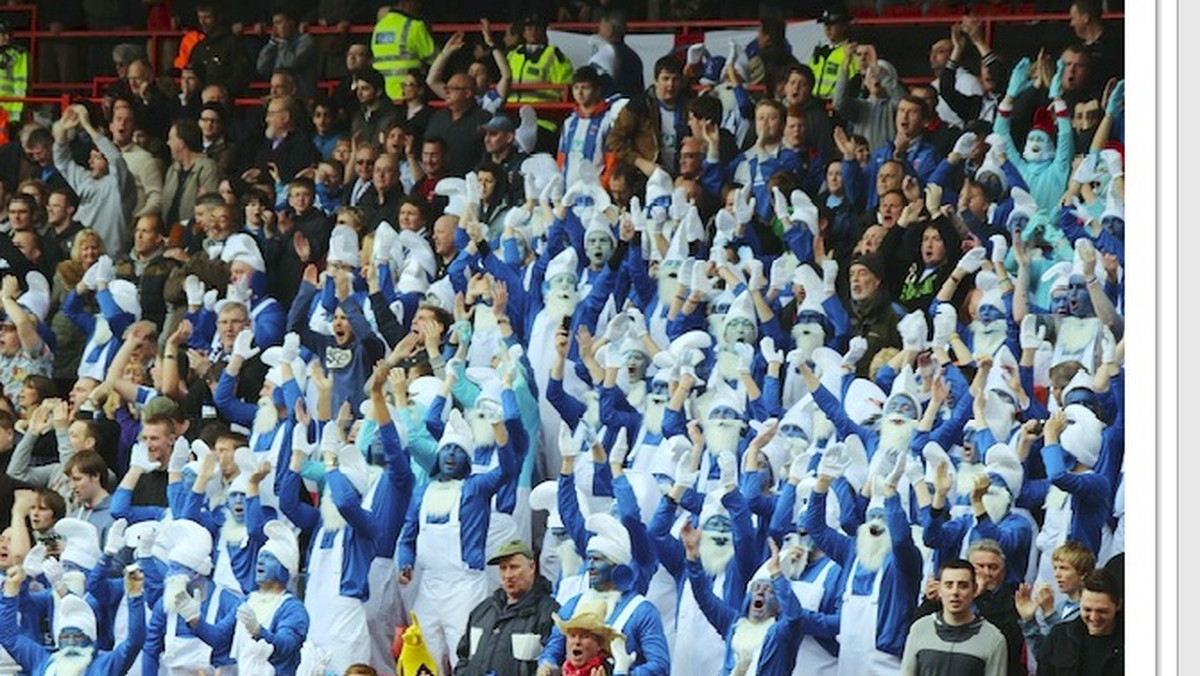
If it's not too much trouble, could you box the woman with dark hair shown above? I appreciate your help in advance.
[161,118,220,230]
[398,68,434,148]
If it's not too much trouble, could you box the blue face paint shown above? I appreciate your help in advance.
[649,380,670,398]
[1102,215,1124,240]
[884,395,918,420]
[797,310,825,326]
[586,553,615,589]
[166,561,201,583]
[437,445,471,479]
[1050,290,1071,315]
[865,506,887,522]
[1066,275,1095,317]
[978,305,1005,323]
[57,628,93,649]
[227,492,247,523]
[1008,214,1029,238]
[61,560,87,575]
[779,424,808,440]
[708,406,742,422]
[255,550,289,585]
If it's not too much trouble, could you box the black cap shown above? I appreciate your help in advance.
[818,8,852,24]
[354,67,386,93]
[850,252,885,281]
[521,14,547,30]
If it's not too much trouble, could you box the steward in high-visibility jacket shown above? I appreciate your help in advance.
[0,23,27,121]
[810,41,856,100]
[372,2,435,101]
[507,44,573,104]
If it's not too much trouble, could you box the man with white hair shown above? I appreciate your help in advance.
[190,520,309,676]
[537,513,670,676]
[804,444,923,676]
[141,520,242,676]
[1,563,145,676]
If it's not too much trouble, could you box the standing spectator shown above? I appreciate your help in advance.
[423,74,492,177]
[594,12,642,99]
[608,56,688,177]
[250,97,319,186]
[162,119,220,231]
[360,153,404,231]
[331,42,373,123]
[481,114,527,207]
[396,70,435,149]
[52,105,136,258]
[810,6,856,101]
[557,66,619,186]
[198,103,240,179]
[901,559,1009,676]
[33,0,84,84]
[189,2,253,97]
[427,22,513,116]
[108,100,164,221]
[257,10,320,101]
[0,21,28,123]
[929,36,983,131]
[109,59,178,143]
[456,540,559,676]
[1069,0,1123,97]
[45,188,83,264]
[113,214,175,331]
[350,69,400,149]
[507,15,574,104]
[1037,569,1124,676]
[372,0,436,101]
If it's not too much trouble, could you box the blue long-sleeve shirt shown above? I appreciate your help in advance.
[288,281,386,414]
[193,593,309,676]
[0,592,145,676]
[142,581,242,676]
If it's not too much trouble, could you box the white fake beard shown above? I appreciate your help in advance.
[657,273,680,303]
[730,618,774,665]
[557,539,583,578]
[969,320,1007,356]
[579,589,622,622]
[473,305,500,335]
[51,648,94,676]
[164,574,190,607]
[625,380,647,408]
[545,292,577,321]
[877,418,917,456]
[643,397,667,435]
[779,546,810,581]
[716,349,740,381]
[221,514,249,546]
[423,479,463,519]
[253,397,278,437]
[1022,141,1053,163]
[983,397,1016,444]
[245,589,282,622]
[699,531,736,577]
[319,489,347,532]
[855,525,893,572]
[61,571,86,596]
[705,421,742,455]
[707,313,726,340]
[468,412,496,449]
[956,462,984,497]
[791,325,826,357]
[787,438,811,460]
[981,488,1011,525]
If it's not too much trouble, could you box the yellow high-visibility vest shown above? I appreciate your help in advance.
[372,11,435,101]
[0,46,27,120]
[810,42,856,100]
[507,45,573,104]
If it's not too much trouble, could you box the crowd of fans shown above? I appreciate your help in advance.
[0,1,1125,676]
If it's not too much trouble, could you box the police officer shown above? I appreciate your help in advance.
[810,6,856,101]
[0,20,28,122]
[372,0,436,101]
[506,15,573,104]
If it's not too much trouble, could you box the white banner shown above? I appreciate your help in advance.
[548,30,677,91]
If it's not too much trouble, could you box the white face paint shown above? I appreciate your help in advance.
[585,230,615,266]
[722,318,757,345]
[1023,130,1054,163]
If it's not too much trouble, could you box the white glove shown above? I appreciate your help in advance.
[1072,154,1099,184]
[821,259,838,297]
[878,447,906,487]
[772,187,792,229]
[610,636,637,676]
[94,255,114,285]
[687,43,706,66]
[817,443,849,479]
[842,336,868,369]
[760,336,783,365]
[898,311,928,352]
[184,275,205,307]
[603,313,631,344]
[23,543,47,576]
[175,590,202,624]
[81,259,101,290]
[504,203,529,232]
[628,196,646,233]
[745,259,765,291]
[130,443,162,472]
[280,332,301,363]
[733,185,756,225]
[674,453,699,490]
[903,453,925,487]
[989,235,1008,266]
[714,208,737,241]
[790,190,819,237]
[602,342,625,371]
[609,428,630,467]
[1019,315,1045,351]
[558,423,578,459]
[203,289,218,311]
[726,40,739,72]
[932,304,957,351]
[227,279,252,306]
[768,262,790,292]
[539,174,563,208]
[717,450,738,489]
[689,262,712,300]
[464,172,482,207]
[952,131,978,158]
[734,342,754,374]
[237,603,261,636]
[133,523,157,559]
[523,172,538,204]
[669,187,690,222]
[956,246,987,275]
[1100,326,1116,364]
[104,518,128,556]
[626,308,648,338]
[168,436,191,473]
[789,455,810,483]
[1101,147,1123,179]
[232,329,259,361]
[984,132,1005,152]
[42,558,64,588]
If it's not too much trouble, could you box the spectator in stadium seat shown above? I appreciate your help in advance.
[190,3,253,98]
[480,114,527,208]
[162,118,220,240]
[197,103,240,179]
[780,64,835,163]
[52,105,136,258]
[1069,0,1123,97]
[853,95,943,210]
[45,188,82,265]
[108,100,164,222]
[594,12,643,99]
[423,73,491,178]
[832,47,903,154]
[608,56,688,177]
[107,59,178,144]
[1037,569,1124,676]
[350,69,400,151]
[360,153,404,231]
[257,10,319,101]
[929,36,982,131]
[557,66,619,187]
[113,214,174,331]
[727,98,801,224]
[331,42,374,125]
[249,97,319,187]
